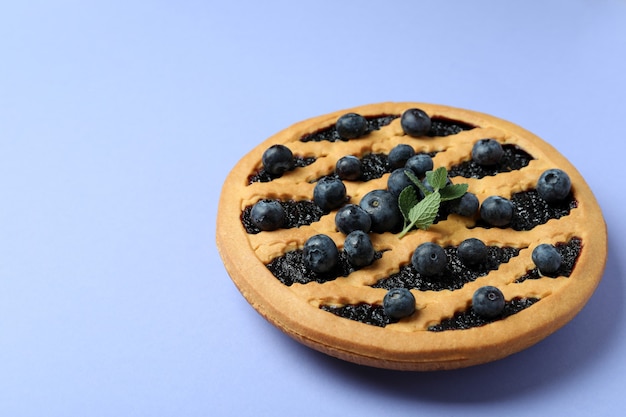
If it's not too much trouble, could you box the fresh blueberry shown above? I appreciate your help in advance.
[536,169,571,203]
[449,192,479,217]
[405,154,434,178]
[471,139,504,166]
[401,108,431,137]
[388,144,415,170]
[480,196,514,227]
[313,176,347,212]
[412,242,447,277]
[387,168,421,198]
[532,243,562,275]
[343,230,376,268]
[383,288,416,320]
[457,238,488,266]
[262,144,294,176]
[359,189,403,233]
[250,199,286,231]
[335,204,372,234]
[303,234,339,274]
[335,155,362,180]
[336,113,368,139]
[472,286,505,319]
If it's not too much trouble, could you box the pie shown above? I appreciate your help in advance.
[215,102,607,371]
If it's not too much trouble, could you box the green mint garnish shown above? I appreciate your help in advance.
[397,167,468,238]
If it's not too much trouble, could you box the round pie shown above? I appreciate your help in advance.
[215,102,607,371]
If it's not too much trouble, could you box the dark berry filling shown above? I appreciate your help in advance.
[300,115,474,143]
[300,115,398,142]
[266,249,384,286]
[315,152,437,184]
[319,297,539,330]
[242,200,325,234]
[516,237,582,282]
[248,156,316,184]
[320,303,390,327]
[427,298,540,332]
[427,117,476,137]
[475,190,577,232]
[372,246,520,292]
[448,145,533,179]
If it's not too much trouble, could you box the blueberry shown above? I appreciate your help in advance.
[335,204,372,234]
[359,189,403,233]
[472,286,505,319]
[471,139,504,166]
[480,196,514,227]
[335,155,362,180]
[303,234,339,274]
[532,243,562,275]
[387,168,421,198]
[383,288,416,320]
[457,238,488,266]
[405,154,434,178]
[449,192,479,217]
[412,242,447,277]
[536,169,571,203]
[250,199,286,231]
[401,108,431,137]
[388,144,415,170]
[262,144,294,176]
[336,113,368,139]
[313,176,347,212]
[343,230,376,268]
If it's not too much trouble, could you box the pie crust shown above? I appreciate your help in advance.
[216,102,607,371]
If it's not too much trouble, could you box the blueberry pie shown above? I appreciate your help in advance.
[216,102,607,370]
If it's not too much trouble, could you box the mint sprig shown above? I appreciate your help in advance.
[397,167,468,238]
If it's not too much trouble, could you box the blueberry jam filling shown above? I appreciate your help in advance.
[320,303,391,327]
[301,115,398,142]
[428,298,540,332]
[242,200,325,234]
[266,249,384,286]
[320,297,540,330]
[516,237,582,282]
[314,152,438,183]
[300,115,474,142]
[448,145,533,179]
[475,190,577,231]
[427,117,476,137]
[248,156,316,184]
[372,246,520,292]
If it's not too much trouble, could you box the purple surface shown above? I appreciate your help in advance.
[1,1,624,416]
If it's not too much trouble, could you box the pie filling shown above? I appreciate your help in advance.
[299,114,474,143]
[448,145,533,179]
[320,297,541,330]
[372,246,521,292]
[266,249,385,287]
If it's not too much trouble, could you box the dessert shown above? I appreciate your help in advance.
[216,102,607,371]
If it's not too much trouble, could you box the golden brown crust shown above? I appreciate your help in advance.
[216,102,607,371]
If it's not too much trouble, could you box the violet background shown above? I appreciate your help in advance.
[1,1,624,416]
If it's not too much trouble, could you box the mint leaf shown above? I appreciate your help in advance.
[426,167,448,190]
[439,183,469,201]
[409,191,441,229]
[398,186,419,226]
[404,169,431,196]
[397,165,469,239]
[398,191,441,238]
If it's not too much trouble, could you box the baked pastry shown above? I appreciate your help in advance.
[216,102,607,371]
